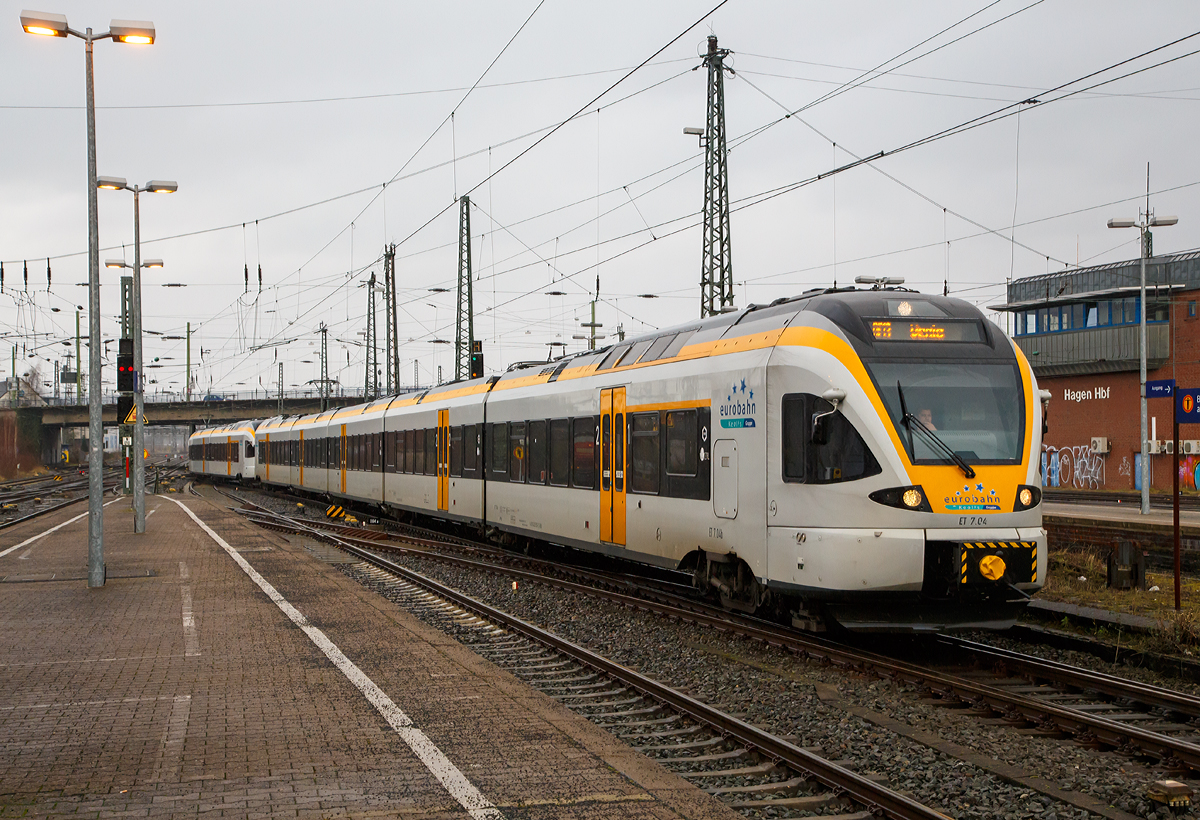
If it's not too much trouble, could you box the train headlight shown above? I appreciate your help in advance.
[868,486,932,513]
[1013,484,1041,512]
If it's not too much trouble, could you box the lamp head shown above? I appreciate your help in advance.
[1107,218,1136,229]
[145,180,177,194]
[109,19,153,44]
[20,10,67,37]
[142,259,164,269]
[97,176,127,191]
[104,259,127,269]
[1150,215,1179,227]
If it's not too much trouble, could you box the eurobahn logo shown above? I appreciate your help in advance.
[944,482,1001,511]
[720,377,757,428]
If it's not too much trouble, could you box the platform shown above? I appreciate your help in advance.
[0,490,739,819]
[1044,501,1200,534]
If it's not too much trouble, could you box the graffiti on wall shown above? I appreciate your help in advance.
[1119,456,1131,477]
[1041,444,1106,489]
[1179,456,1200,491]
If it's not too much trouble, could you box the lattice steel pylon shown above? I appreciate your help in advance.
[454,196,475,382]
[319,323,329,411]
[364,272,378,400]
[383,243,399,394]
[699,35,734,319]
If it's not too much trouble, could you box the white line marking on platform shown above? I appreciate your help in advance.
[166,496,505,820]
[180,563,200,657]
[0,497,123,559]
[153,695,191,782]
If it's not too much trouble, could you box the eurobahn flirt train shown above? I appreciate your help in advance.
[189,283,1048,632]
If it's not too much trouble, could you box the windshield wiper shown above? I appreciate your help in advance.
[896,380,976,479]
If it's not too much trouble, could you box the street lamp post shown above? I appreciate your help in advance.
[101,178,175,534]
[1108,210,1179,515]
[21,10,156,587]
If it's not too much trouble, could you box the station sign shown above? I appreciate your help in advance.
[1147,379,1175,398]
[1178,388,1200,423]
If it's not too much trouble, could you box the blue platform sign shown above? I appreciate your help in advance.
[1178,388,1200,423]
[1147,379,1175,398]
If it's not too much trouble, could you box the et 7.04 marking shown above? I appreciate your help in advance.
[959,516,988,526]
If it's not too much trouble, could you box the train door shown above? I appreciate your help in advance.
[263,434,269,481]
[299,431,305,486]
[226,436,232,476]
[437,409,449,511]
[600,387,627,546]
[340,424,347,494]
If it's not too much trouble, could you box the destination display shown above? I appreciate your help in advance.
[869,319,983,343]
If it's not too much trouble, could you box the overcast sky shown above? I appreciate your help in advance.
[3,0,1198,398]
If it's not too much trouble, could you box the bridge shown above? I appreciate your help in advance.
[40,395,364,428]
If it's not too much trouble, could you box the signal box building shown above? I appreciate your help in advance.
[994,250,1200,492]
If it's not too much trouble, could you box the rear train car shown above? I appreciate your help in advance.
[188,420,259,481]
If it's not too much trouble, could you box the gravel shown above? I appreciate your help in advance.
[241,490,1200,819]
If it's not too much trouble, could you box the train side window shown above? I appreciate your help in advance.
[596,343,630,371]
[410,430,424,475]
[629,412,659,494]
[509,421,527,483]
[385,431,396,473]
[548,418,570,486]
[449,426,463,477]
[665,410,697,476]
[402,429,413,473]
[527,420,547,485]
[395,430,405,473]
[463,424,478,473]
[601,414,611,491]
[571,417,595,488]
[424,428,437,476]
[781,393,881,484]
[246,442,255,459]
[781,396,807,482]
[490,423,508,476]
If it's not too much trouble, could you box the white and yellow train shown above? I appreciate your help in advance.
[190,285,1047,632]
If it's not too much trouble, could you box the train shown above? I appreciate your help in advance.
[189,282,1048,632]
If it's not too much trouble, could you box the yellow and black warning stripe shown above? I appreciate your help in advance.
[326,505,345,519]
[959,541,1037,585]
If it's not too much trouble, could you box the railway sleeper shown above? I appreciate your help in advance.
[659,747,755,765]
[680,761,782,780]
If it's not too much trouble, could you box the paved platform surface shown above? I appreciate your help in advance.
[1044,501,1200,533]
[0,489,741,820]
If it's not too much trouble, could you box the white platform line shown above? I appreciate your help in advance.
[152,694,191,783]
[0,497,122,559]
[179,563,200,657]
[165,496,504,820]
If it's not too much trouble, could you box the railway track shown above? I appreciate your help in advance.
[227,497,948,820]
[224,488,1200,786]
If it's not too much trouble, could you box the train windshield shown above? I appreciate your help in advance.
[867,361,1024,464]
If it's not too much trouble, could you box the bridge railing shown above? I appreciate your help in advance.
[8,386,423,410]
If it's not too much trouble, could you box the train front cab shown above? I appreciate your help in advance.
[763,293,1046,632]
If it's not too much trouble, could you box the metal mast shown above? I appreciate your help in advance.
[364,272,378,400]
[699,35,734,319]
[319,323,329,411]
[384,243,399,394]
[455,196,474,381]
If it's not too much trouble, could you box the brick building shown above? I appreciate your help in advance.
[994,249,1200,492]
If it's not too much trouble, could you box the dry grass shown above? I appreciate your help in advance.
[1038,547,1200,654]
